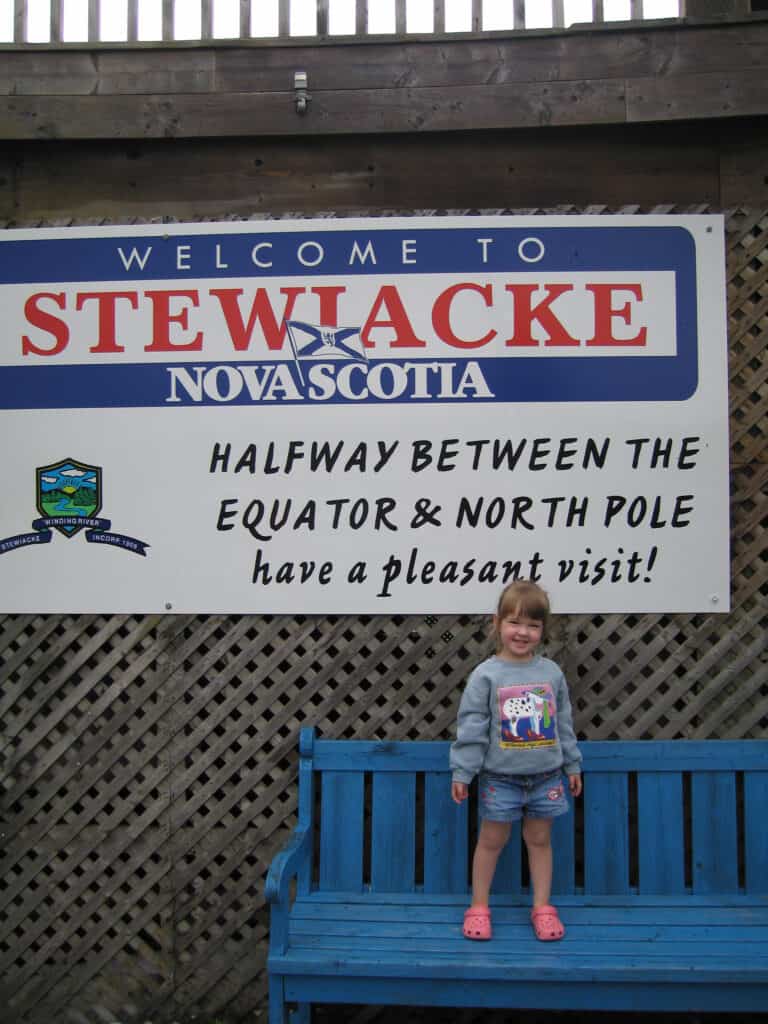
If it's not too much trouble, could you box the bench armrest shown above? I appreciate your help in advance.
[265,826,312,906]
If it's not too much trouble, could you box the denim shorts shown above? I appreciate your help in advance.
[478,770,569,822]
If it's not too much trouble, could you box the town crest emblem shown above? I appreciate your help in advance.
[36,458,102,538]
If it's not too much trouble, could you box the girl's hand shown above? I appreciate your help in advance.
[452,781,469,804]
[568,774,582,798]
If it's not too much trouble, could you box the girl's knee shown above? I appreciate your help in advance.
[522,817,553,848]
[477,821,511,853]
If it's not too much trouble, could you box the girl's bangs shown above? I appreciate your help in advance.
[498,586,549,622]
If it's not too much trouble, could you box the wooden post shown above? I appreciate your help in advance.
[202,0,213,40]
[356,0,367,36]
[127,0,139,41]
[162,0,173,41]
[240,0,250,39]
[395,0,406,34]
[317,0,329,38]
[514,0,526,30]
[434,0,445,34]
[88,0,98,42]
[51,0,64,43]
[13,0,25,43]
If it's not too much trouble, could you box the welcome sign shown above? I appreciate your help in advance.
[0,215,730,613]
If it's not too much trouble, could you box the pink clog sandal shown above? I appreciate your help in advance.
[463,905,492,940]
[530,904,565,941]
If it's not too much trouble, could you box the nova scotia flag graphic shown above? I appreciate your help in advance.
[286,320,368,386]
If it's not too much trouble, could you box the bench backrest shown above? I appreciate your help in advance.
[295,729,768,897]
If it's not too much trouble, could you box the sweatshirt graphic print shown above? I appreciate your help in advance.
[450,655,582,784]
[498,684,556,749]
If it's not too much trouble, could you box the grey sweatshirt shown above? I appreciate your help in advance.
[450,655,582,784]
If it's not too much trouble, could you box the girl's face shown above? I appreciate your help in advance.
[494,608,543,663]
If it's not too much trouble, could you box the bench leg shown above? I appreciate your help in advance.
[268,976,289,1024]
[290,1004,311,1024]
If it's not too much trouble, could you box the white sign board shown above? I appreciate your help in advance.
[0,215,730,613]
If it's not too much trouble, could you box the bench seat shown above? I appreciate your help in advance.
[273,893,768,1011]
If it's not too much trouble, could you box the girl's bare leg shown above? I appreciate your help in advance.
[471,820,512,906]
[522,817,554,907]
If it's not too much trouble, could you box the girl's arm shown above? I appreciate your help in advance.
[556,670,582,779]
[449,672,492,785]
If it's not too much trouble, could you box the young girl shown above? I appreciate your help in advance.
[450,580,582,942]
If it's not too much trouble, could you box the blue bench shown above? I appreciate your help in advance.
[265,728,768,1022]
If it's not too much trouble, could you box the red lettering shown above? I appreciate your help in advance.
[210,287,305,351]
[76,291,139,353]
[432,283,496,349]
[312,286,346,327]
[362,285,426,349]
[144,290,202,351]
[22,292,69,356]
[504,284,579,347]
[585,284,647,346]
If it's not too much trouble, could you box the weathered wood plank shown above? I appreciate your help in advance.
[1,21,766,100]
[0,152,14,219]
[8,124,732,222]
[3,21,763,95]
[1,66,764,140]
[721,139,768,205]
[0,77,630,139]
[627,67,768,122]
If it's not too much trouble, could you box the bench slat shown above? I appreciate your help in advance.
[282,975,766,1014]
[551,808,576,894]
[289,920,768,943]
[638,771,686,893]
[274,943,768,982]
[290,896,768,919]
[584,773,629,894]
[692,771,739,893]
[311,739,768,772]
[372,772,416,892]
[319,770,364,891]
[745,770,768,893]
[424,772,468,893]
[491,821,522,894]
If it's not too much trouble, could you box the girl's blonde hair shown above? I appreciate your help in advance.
[492,580,551,649]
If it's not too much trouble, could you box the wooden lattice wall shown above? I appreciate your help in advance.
[0,205,766,1024]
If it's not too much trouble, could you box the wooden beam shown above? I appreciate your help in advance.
[0,20,765,140]
[11,123,748,223]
